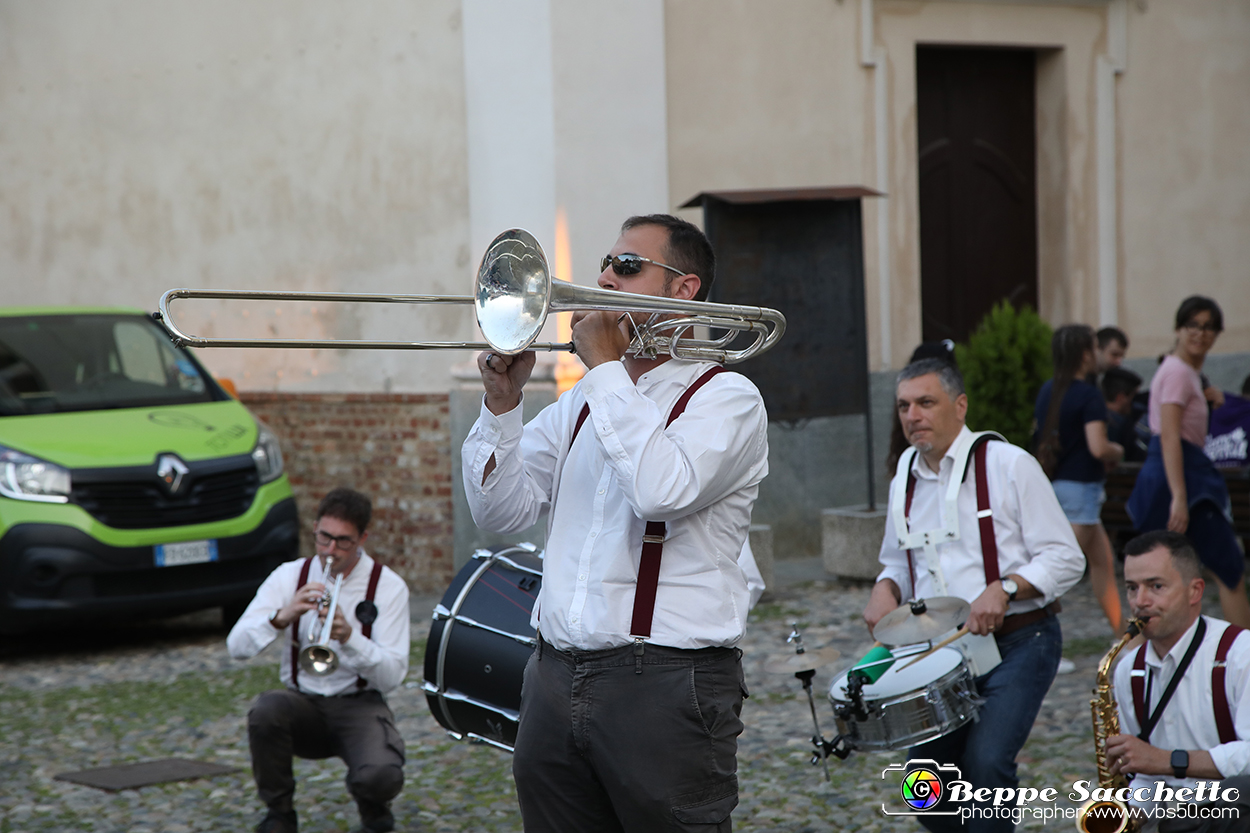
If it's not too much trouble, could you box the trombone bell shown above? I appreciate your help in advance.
[157,228,786,364]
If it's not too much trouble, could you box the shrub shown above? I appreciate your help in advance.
[954,301,1053,448]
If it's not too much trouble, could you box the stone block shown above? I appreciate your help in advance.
[821,505,887,580]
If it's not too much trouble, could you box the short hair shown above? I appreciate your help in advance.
[621,214,716,301]
[1123,530,1202,582]
[897,358,965,399]
[316,487,372,535]
[1102,366,1142,402]
[1096,326,1129,351]
[1174,295,1224,333]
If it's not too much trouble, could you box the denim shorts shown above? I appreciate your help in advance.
[1052,479,1106,525]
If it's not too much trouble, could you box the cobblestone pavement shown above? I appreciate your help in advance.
[0,559,1220,832]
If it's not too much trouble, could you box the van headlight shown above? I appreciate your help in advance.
[251,422,285,484]
[0,446,71,503]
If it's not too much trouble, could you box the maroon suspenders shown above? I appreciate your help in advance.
[1131,622,1244,745]
[904,438,999,594]
[355,560,385,689]
[568,365,728,647]
[290,557,314,690]
[973,443,1000,584]
[289,556,385,692]
[1213,624,1244,743]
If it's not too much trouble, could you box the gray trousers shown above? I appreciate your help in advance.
[512,638,746,833]
[246,688,405,817]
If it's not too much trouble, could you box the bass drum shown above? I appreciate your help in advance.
[422,544,542,751]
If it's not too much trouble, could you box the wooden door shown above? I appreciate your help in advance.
[917,46,1038,343]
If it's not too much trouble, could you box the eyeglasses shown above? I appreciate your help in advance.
[1183,321,1221,334]
[314,530,359,552]
[600,253,686,278]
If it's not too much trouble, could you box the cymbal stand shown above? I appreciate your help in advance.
[786,624,831,781]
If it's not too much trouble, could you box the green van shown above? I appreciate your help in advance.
[0,308,299,634]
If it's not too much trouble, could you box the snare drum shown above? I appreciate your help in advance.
[828,647,979,751]
[422,544,542,751]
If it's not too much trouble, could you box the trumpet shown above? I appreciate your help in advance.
[157,229,786,364]
[298,558,344,677]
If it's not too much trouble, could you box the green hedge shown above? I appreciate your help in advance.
[954,301,1053,449]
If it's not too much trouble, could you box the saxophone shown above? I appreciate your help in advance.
[1078,617,1146,833]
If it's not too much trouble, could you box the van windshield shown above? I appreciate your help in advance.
[0,314,217,416]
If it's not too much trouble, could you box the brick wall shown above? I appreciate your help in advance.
[239,392,454,595]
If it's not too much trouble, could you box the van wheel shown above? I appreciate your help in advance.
[222,599,249,630]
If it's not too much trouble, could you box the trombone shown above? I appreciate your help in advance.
[298,557,344,677]
[157,229,786,364]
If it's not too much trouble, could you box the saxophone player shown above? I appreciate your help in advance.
[1108,530,1250,831]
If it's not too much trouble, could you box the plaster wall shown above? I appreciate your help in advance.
[1118,1,1250,360]
[0,1,473,394]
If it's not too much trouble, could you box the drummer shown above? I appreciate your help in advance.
[862,359,1085,832]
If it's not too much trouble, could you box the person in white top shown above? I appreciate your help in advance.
[462,214,768,831]
[1108,530,1250,832]
[862,359,1086,833]
[227,488,410,833]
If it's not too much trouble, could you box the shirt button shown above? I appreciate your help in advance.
[598,489,604,495]
[590,532,596,538]
[578,574,586,581]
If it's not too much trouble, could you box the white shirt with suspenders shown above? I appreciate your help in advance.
[1113,614,1250,818]
[876,426,1085,658]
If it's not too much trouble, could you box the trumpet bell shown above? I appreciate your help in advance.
[299,644,340,677]
[476,229,551,354]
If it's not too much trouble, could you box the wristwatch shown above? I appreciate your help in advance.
[1171,749,1189,779]
[1001,578,1019,601]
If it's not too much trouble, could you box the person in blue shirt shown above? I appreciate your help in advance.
[1035,325,1126,633]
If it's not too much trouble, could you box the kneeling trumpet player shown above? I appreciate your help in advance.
[227,488,410,833]
[1106,531,1250,832]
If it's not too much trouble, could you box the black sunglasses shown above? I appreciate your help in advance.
[600,253,686,278]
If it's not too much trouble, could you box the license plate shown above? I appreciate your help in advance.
[155,539,218,567]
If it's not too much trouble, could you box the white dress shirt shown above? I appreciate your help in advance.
[876,426,1086,609]
[227,551,410,695]
[1114,615,1250,810]
[462,358,769,651]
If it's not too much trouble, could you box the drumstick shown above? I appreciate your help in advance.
[898,626,970,671]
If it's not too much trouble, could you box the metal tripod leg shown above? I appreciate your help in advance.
[795,669,830,781]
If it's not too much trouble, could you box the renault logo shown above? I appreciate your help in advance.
[156,454,190,495]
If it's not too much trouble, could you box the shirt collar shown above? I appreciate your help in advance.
[1146,614,1205,668]
[910,424,974,480]
[635,357,708,390]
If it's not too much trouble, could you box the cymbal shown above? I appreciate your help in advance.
[872,596,970,646]
[763,645,842,674]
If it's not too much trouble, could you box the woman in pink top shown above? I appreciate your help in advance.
[1127,296,1250,627]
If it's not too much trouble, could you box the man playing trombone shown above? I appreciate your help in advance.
[463,214,769,831]
[227,487,410,833]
